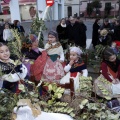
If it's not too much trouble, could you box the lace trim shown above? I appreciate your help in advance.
[46,42,61,51]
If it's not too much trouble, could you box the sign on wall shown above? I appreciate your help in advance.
[46,0,54,7]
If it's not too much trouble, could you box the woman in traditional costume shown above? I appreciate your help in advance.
[94,47,120,99]
[60,47,88,92]
[43,31,65,82]
[22,34,47,81]
[0,43,27,92]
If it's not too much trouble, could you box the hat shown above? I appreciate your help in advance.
[48,30,58,39]
[100,29,108,36]
[29,34,38,42]
[70,47,83,56]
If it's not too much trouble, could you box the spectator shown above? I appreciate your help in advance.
[3,19,12,28]
[114,19,120,41]
[16,20,25,36]
[3,23,13,43]
[0,19,4,42]
[98,29,112,46]
[79,20,87,48]
[1,19,4,26]
[100,18,113,31]
[75,17,80,23]
[92,18,100,48]
[65,17,70,26]
[111,18,117,29]
[56,18,67,49]
[66,16,83,47]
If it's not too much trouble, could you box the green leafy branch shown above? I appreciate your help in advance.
[78,99,120,120]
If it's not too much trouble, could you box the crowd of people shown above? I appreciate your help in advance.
[0,24,88,94]
[92,18,120,49]
[0,17,120,102]
[0,19,25,43]
[56,16,87,49]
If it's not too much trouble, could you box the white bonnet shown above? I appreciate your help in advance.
[70,47,83,56]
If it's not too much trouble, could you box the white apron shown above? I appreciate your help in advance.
[60,72,80,94]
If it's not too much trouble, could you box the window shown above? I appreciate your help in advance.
[67,6,72,17]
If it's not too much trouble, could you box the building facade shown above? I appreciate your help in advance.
[64,0,119,18]
[0,0,65,22]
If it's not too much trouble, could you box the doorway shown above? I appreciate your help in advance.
[67,6,72,17]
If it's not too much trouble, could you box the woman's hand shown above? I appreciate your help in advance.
[112,79,120,84]
[115,79,120,83]
[112,80,117,84]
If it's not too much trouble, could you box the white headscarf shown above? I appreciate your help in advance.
[70,47,83,56]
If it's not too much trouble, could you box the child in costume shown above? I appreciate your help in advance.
[43,31,65,82]
[94,47,120,99]
[0,42,27,92]
[60,47,88,92]
[22,34,47,81]
[111,42,119,55]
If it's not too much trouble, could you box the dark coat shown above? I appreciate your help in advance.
[100,23,114,41]
[100,23,113,31]
[79,23,87,47]
[92,22,100,47]
[11,25,25,33]
[114,25,120,41]
[0,25,4,42]
[66,20,71,26]
[66,22,83,47]
[56,24,67,40]
[16,25,25,33]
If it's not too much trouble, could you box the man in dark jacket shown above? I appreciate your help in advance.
[114,20,120,41]
[0,25,4,42]
[66,16,83,47]
[100,18,113,31]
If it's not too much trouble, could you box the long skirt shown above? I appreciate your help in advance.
[94,74,120,99]
[43,58,64,82]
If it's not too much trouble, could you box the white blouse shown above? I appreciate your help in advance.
[3,29,13,41]
[64,64,88,77]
